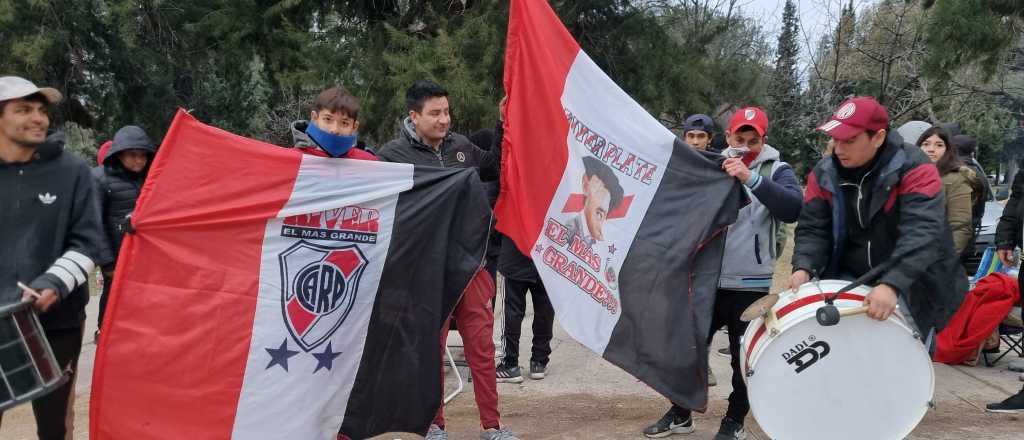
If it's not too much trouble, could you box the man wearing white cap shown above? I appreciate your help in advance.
[0,76,110,439]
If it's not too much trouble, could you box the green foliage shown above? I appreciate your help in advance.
[1,0,1018,172]
[2,0,775,151]
[766,0,807,173]
[922,0,1015,80]
[64,122,99,165]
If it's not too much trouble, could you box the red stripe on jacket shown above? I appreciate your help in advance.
[804,170,832,203]
[884,163,941,212]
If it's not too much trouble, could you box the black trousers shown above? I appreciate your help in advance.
[0,326,84,440]
[500,277,555,368]
[98,272,113,330]
[673,289,766,424]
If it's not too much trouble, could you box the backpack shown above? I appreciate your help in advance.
[757,160,788,259]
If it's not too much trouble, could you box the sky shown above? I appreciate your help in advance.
[739,0,876,70]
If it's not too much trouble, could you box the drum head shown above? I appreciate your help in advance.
[747,313,934,440]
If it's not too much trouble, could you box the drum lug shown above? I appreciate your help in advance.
[746,369,754,378]
[928,400,936,409]
[764,310,781,337]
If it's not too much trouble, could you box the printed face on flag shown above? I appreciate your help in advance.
[581,174,610,240]
[577,156,624,242]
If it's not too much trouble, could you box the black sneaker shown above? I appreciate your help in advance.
[713,416,747,440]
[496,364,524,383]
[986,390,1024,413]
[642,408,694,438]
[529,361,547,380]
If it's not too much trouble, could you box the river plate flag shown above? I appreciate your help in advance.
[89,110,490,439]
[496,0,745,410]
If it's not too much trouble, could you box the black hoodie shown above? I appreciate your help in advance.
[1,131,111,329]
[92,126,157,265]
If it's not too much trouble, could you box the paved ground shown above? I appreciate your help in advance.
[3,277,1023,439]
[387,311,1024,440]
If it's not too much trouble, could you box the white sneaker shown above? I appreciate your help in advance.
[480,427,520,440]
[426,424,448,440]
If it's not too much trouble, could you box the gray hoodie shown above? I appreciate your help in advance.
[718,144,803,291]
[289,120,315,148]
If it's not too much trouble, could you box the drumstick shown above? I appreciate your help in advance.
[838,305,869,317]
[17,281,43,300]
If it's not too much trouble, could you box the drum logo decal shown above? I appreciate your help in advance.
[781,337,831,374]
[278,241,367,352]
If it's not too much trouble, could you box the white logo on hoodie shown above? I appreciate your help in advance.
[38,193,57,205]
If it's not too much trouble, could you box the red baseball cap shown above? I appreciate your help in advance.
[817,97,889,141]
[728,106,768,136]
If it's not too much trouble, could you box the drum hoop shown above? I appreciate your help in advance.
[0,299,67,410]
[0,299,32,316]
[744,292,866,372]
[0,372,69,413]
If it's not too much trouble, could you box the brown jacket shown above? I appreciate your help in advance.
[942,166,981,255]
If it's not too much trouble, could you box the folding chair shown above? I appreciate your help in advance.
[974,247,1023,366]
[972,247,1011,284]
[983,322,1024,367]
[443,342,464,404]
[443,320,471,404]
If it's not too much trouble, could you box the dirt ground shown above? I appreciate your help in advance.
[3,237,1023,439]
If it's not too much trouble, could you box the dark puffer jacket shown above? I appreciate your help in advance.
[93,126,157,266]
[376,117,501,181]
[995,167,1024,309]
[792,132,967,335]
[995,168,1024,252]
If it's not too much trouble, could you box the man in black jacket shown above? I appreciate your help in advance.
[376,80,500,181]
[0,76,109,439]
[92,125,158,333]
[990,165,1024,413]
[789,96,965,337]
[378,80,516,440]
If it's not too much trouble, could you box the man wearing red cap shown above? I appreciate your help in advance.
[643,106,802,440]
[789,97,965,337]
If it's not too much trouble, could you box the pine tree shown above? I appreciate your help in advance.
[765,0,805,172]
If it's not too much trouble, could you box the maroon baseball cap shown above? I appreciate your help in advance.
[817,97,889,141]
[728,106,768,136]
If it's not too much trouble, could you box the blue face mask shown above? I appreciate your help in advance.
[305,121,358,157]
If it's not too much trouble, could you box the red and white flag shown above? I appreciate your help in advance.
[90,110,490,439]
[497,0,744,409]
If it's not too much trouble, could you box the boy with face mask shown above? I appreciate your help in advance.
[290,85,376,160]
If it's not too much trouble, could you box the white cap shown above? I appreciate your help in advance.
[0,76,62,104]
